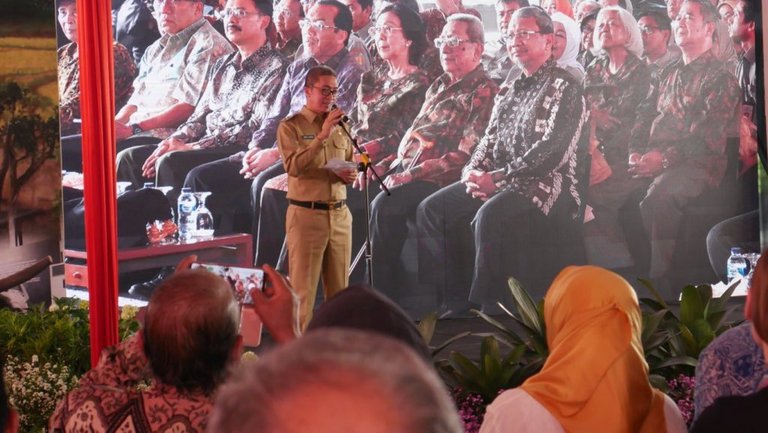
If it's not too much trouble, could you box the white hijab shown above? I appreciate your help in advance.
[551,12,585,76]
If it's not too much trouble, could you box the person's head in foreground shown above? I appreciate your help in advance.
[207,329,463,433]
[689,251,768,432]
[482,266,686,433]
[306,284,431,360]
[144,269,242,395]
[747,250,768,361]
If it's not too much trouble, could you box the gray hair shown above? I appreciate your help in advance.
[446,13,485,45]
[207,329,463,433]
[593,6,643,58]
[514,6,554,34]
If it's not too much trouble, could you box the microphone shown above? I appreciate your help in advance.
[331,104,351,124]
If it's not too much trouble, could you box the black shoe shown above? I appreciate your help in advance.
[128,267,174,300]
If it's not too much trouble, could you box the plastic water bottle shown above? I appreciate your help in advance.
[726,247,750,281]
[177,187,197,240]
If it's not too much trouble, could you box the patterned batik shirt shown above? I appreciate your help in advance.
[58,42,137,135]
[49,334,214,433]
[694,322,766,420]
[630,50,739,187]
[352,67,432,161]
[642,47,681,84]
[126,18,233,138]
[383,65,498,187]
[482,39,522,85]
[168,45,288,150]
[465,60,588,216]
[249,47,367,150]
[275,34,302,63]
[584,54,651,167]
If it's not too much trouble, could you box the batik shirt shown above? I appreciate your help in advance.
[249,47,367,150]
[50,334,214,433]
[584,54,651,166]
[642,47,680,84]
[466,60,587,216]
[126,18,233,138]
[168,45,288,150]
[352,67,432,161]
[383,65,498,187]
[736,46,757,124]
[276,34,302,63]
[694,322,766,420]
[58,42,137,135]
[482,39,521,85]
[630,50,739,186]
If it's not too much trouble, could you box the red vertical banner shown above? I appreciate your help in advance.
[77,0,119,365]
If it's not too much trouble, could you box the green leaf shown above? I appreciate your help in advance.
[642,309,668,342]
[688,318,716,353]
[653,355,699,369]
[507,277,545,335]
[430,331,472,358]
[680,285,706,326]
[710,280,740,313]
[417,311,438,344]
[637,278,669,309]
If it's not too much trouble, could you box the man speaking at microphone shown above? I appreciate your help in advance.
[277,65,357,329]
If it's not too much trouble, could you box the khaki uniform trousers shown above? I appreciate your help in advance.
[286,204,351,328]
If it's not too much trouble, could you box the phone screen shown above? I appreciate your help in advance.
[191,263,264,305]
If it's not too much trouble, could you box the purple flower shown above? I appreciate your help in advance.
[666,374,695,426]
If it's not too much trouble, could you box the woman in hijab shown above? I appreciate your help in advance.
[691,251,768,433]
[551,12,585,81]
[480,266,687,433]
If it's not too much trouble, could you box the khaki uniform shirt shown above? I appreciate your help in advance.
[277,106,353,202]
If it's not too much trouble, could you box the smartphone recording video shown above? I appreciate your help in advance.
[191,263,264,305]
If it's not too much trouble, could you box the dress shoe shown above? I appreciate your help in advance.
[128,266,174,300]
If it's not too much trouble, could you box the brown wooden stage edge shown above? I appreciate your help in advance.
[64,234,253,289]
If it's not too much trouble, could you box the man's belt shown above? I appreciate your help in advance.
[288,199,346,210]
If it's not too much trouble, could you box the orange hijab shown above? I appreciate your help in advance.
[520,266,668,433]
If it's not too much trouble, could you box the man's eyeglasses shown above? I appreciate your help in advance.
[276,7,297,17]
[434,36,474,49]
[310,86,339,96]
[218,8,263,19]
[368,25,403,38]
[299,19,338,32]
[501,30,542,44]
[638,25,660,35]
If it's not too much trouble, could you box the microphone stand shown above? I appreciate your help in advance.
[336,120,390,288]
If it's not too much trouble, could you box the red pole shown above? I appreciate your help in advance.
[76,0,120,365]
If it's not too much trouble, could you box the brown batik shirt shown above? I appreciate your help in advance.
[466,60,588,216]
[584,53,651,167]
[49,334,213,433]
[630,50,740,186]
[352,67,432,162]
[383,65,498,187]
[168,44,288,149]
[57,42,137,135]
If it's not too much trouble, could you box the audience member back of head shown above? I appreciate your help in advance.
[207,328,463,433]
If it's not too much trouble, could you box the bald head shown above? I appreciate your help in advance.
[208,329,463,433]
[144,269,241,395]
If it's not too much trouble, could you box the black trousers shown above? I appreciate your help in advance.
[116,143,241,195]
[368,180,440,298]
[61,134,159,173]
[417,182,581,311]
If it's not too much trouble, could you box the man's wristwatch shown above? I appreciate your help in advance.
[129,123,143,135]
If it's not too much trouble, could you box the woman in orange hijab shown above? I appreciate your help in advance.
[542,0,574,18]
[480,266,687,433]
